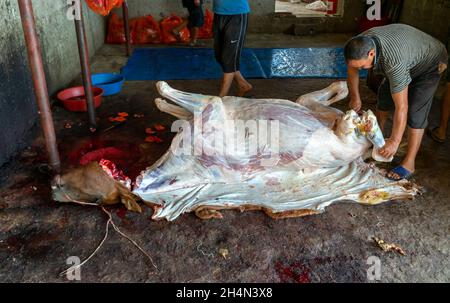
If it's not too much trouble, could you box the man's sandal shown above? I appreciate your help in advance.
[387,166,414,181]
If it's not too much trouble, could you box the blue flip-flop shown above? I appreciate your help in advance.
[387,166,414,181]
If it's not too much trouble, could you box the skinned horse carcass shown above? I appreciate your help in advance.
[133,82,419,221]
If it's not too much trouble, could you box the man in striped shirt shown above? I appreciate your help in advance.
[344,24,448,180]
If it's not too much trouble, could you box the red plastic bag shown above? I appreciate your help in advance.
[135,15,162,44]
[198,9,213,39]
[106,12,136,44]
[85,0,124,16]
[160,15,190,44]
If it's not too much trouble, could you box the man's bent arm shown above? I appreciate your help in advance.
[390,87,409,144]
[347,66,361,109]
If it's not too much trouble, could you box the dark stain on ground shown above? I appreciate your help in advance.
[275,255,366,283]
[1,164,52,210]
[116,208,128,220]
[57,211,69,228]
[275,261,311,283]
[2,229,60,258]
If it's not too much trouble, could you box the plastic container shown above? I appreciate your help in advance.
[57,86,103,112]
[91,73,125,96]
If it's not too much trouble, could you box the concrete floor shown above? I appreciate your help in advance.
[0,37,449,282]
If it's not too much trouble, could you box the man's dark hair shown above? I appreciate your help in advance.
[344,36,375,61]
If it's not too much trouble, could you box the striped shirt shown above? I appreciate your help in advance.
[361,24,448,94]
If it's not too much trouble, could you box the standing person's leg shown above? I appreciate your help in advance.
[172,19,189,41]
[233,14,252,97]
[432,80,450,142]
[428,55,448,142]
[188,6,204,46]
[235,72,252,97]
[213,14,235,97]
[387,70,441,180]
[218,14,254,97]
[219,73,235,98]
[392,128,423,175]
[190,27,200,44]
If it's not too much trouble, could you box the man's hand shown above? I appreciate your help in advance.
[349,97,362,113]
[379,138,400,159]
[194,0,200,6]
[380,86,408,159]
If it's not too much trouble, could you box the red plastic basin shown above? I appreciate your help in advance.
[57,86,103,112]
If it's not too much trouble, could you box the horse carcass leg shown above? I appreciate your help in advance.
[157,81,218,113]
[155,98,192,120]
[296,81,349,107]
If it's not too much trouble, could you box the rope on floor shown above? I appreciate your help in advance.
[59,198,158,277]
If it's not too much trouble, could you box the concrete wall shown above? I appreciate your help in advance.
[119,0,450,37]
[121,0,278,33]
[253,0,365,35]
[119,0,364,34]
[399,0,450,44]
[0,0,105,167]
[122,0,272,19]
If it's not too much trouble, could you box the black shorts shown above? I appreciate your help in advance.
[187,6,204,28]
[213,13,249,73]
[377,68,441,129]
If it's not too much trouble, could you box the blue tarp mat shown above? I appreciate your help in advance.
[121,48,265,81]
[121,47,366,81]
[253,48,349,78]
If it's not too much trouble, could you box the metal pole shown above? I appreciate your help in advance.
[17,0,61,173]
[122,0,132,56]
[74,0,97,131]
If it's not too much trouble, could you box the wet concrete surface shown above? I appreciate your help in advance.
[0,45,449,282]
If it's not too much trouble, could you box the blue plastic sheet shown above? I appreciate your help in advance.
[121,48,265,81]
[253,48,357,79]
[121,47,367,81]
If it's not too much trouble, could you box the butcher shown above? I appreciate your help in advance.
[344,24,448,181]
